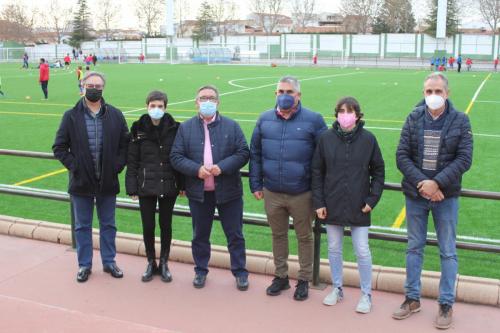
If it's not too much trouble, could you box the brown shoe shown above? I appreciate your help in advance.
[434,304,453,330]
[392,297,421,320]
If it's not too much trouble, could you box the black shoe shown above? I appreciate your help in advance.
[159,258,172,283]
[77,267,91,282]
[293,280,309,301]
[103,263,124,278]
[266,276,290,296]
[193,273,206,289]
[141,259,158,282]
[236,275,249,291]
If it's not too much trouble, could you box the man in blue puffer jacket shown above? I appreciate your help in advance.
[392,73,473,330]
[249,76,327,301]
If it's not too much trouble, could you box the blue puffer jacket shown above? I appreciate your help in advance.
[396,100,473,198]
[249,102,327,194]
[170,113,249,204]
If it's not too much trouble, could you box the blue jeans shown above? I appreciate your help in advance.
[405,196,458,305]
[326,225,372,295]
[72,194,117,268]
[188,192,248,277]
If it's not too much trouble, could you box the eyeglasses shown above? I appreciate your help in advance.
[85,84,104,90]
[277,89,295,95]
[199,96,218,102]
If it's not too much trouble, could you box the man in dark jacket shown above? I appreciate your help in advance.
[392,73,473,330]
[52,72,129,283]
[170,85,250,291]
[249,76,327,301]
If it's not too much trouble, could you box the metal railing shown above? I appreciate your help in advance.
[1,148,500,287]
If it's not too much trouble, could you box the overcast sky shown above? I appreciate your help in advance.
[0,0,482,30]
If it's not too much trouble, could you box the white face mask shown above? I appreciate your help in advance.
[425,94,445,110]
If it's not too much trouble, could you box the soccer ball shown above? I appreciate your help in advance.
[25,96,31,100]
[159,78,164,82]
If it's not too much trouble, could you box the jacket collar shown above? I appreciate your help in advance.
[275,101,302,120]
[131,112,178,140]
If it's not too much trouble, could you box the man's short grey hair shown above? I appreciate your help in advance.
[424,72,449,91]
[82,71,106,87]
[196,85,219,99]
[277,76,301,92]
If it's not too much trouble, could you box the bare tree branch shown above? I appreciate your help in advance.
[291,0,316,30]
[212,0,236,36]
[249,0,284,34]
[135,0,164,36]
[42,0,72,44]
[340,0,381,33]
[96,0,120,40]
[478,0,500,32]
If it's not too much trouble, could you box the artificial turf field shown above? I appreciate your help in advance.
[0,62,499,279]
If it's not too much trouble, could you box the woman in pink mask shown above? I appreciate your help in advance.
[311,97,385,314]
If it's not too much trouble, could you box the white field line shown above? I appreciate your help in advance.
[228,76,281,88]
[465,73,492,115]
[475,100,500,104]
[124,72,364,115]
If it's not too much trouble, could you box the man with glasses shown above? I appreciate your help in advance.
[170,85,250,290]
[53,72,129,283]
[249,76,327,301]
[393,72,473,329]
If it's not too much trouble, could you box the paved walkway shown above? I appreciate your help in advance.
[0,234,498,333]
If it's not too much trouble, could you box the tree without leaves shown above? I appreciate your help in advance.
[249,0,284,34]
[43,0,72,44]
[372,0,415,33]
[135,0,164,37]
[212,0,236,36]
[425,0,460,37]
[96,0,120,40]
[192,1,216,41]
[291,0,316,30]
[0,2,35,41]
[478,0,500,33]
[340,0,381,34]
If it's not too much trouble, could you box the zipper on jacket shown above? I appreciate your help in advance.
[279,120,287,192]
[142,168,146,188]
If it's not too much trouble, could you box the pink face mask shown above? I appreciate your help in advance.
[337,112,357,129]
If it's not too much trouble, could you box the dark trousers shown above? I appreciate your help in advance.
[40,80,48,99]
[139,196,176,260]
[189,191,247,277]
[72,194,117,268]
[457,63,461,73]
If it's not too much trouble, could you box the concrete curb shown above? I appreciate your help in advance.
[1,214,498,307]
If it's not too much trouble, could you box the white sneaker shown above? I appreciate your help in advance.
[323,287,343,306]
[356,294,372,314]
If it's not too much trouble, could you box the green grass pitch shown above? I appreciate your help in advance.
[0,62,499,279]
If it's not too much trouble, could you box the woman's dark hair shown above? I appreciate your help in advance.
[146,90,168,107]
[334,96,364,122]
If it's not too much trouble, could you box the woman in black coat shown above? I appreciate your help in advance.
[126,90,184,282]
[312,97,385,314]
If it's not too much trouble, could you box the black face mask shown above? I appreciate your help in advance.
[85,88,102,102]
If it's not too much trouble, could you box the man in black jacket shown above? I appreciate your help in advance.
[170,85,250,291]
[53,72,129,283]
[393,73,473,330]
